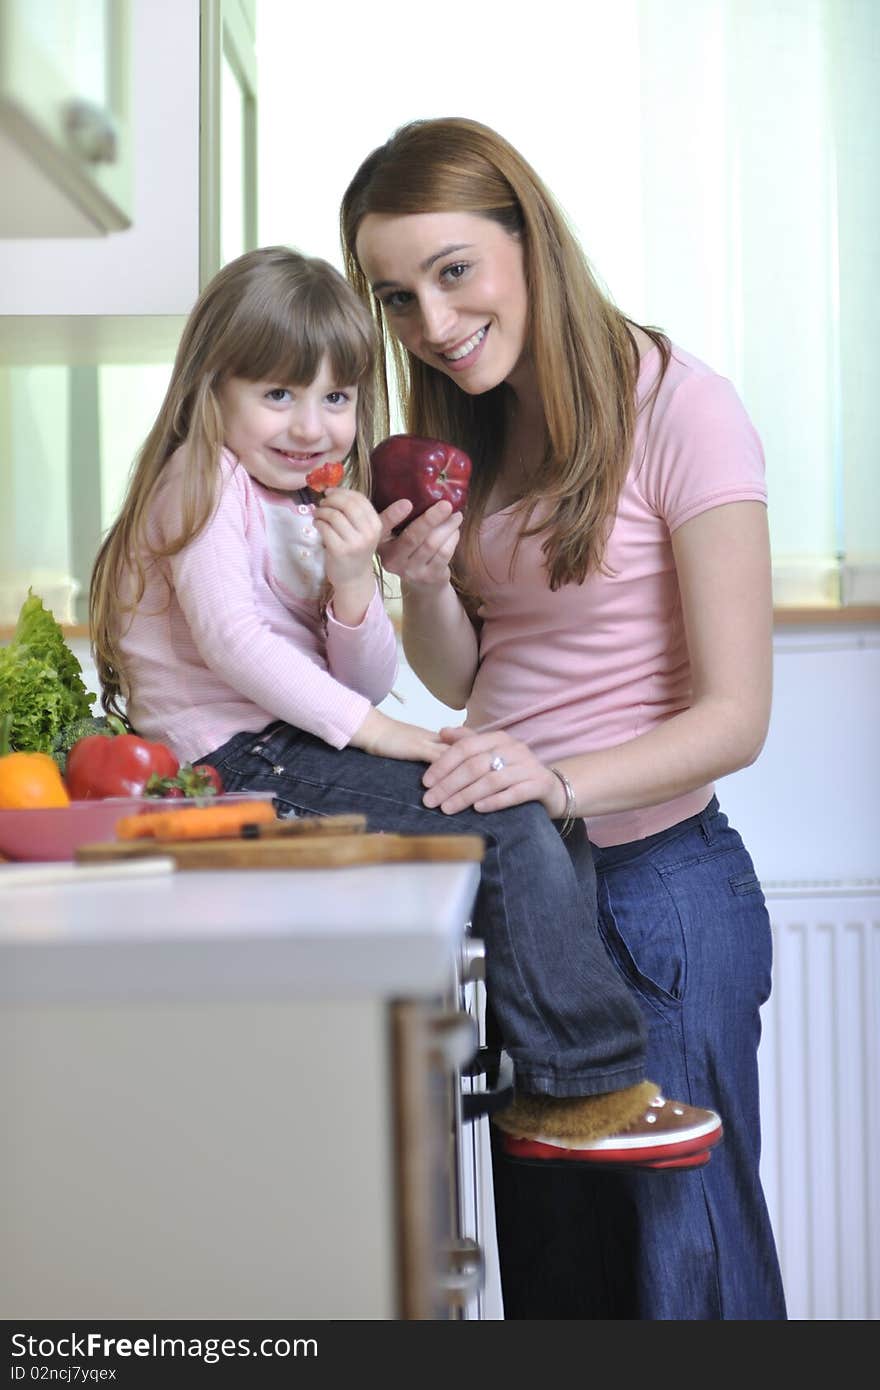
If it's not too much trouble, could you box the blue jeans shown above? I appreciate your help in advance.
[200,722,647,1097]
[489,796,788,1319]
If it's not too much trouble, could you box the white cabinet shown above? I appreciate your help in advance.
[0,862,489,1319]
[0,0,133,236]
[0,0,257,363]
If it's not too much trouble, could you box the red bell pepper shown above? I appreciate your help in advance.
[370,435,472,531]
[65,731,179,800]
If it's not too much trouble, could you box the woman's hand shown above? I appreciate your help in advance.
[348,707,447,763]
[379,498,464,590]
[421,726,566,817]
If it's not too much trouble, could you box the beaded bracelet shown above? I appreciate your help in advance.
[549,765,578,838]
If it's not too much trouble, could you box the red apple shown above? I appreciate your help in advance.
[370,435,471,530]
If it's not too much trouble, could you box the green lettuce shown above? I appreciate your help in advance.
[0,591,96,754]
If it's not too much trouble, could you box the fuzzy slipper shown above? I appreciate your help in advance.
[493,1083,723,1169]
[493,1079,661,1143]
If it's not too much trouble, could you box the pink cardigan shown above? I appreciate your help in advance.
[118,447,398,765]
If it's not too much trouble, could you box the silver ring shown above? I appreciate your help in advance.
[489,753,505,773]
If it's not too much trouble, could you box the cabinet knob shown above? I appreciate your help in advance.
[64,100,119,164]
[436,1237,484,1306]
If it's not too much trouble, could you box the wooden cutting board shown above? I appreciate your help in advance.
[75,831,486,870]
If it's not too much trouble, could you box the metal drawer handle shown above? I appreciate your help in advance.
[436,1237,484,1305]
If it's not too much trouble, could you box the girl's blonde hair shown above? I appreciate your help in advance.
[340,116,670,592]
[91,245,378,717]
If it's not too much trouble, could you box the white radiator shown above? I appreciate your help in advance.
[460,888,880,1321]
[759,885,880,1321]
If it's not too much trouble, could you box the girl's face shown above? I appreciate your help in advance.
[217,354,358,493]
[355,211,530,396]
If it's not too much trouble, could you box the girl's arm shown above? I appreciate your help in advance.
[421,501,773,818]
[313,488,403,705]
[324,587,398,708]
[380,500,479,708]
[169,471,440,758]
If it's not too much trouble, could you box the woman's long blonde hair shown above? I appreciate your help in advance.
[90,246,378,717]
[340,116,670,592]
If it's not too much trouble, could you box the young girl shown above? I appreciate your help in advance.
[90,245,720,1172]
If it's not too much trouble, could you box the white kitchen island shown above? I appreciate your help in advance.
[0,860,486,1320]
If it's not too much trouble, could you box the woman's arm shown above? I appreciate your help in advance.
[380,500,479,708]
[400,581,479,710]
[421,501,773,817]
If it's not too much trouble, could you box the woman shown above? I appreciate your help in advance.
[340,116,786,1319]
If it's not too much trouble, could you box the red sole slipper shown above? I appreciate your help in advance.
[641,1148,713,1170]
[501,1124,723,1170]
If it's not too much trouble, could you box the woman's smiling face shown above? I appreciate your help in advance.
[355,211,530,396]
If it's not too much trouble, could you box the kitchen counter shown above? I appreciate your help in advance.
[0,860,482,1003]
[0,860,485,1319]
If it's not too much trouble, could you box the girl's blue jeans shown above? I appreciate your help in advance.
[201,721,648,1097]
[487,795,788,1320]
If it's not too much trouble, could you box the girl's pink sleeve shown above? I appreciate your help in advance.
[325,589,399,706]
[166,470,377,748]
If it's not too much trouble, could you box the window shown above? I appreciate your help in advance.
[1,0,876,630]
[255,0,879,609]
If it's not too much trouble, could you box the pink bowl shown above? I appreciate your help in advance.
[0,792,277,863]
[0,798,160,863]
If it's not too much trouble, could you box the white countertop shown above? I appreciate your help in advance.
[0,860,482,1004]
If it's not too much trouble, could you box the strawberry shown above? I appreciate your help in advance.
[305,461,344,492]
[192,763,224,794]
[144,762,223,798]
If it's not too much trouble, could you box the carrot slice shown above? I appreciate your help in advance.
[116,800,277,841]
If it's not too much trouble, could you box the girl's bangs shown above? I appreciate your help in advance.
[226,292,372,389]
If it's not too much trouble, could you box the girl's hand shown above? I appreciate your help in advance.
[379,499,464,590]
[349,707,447,763]
[421,726,566,818]
[312,487,383,589]
[314,488,401,626]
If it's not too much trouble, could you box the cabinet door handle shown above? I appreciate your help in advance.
[461,1046,515,1122]
[64,100,120,164]
[436,1237,484,1306]
[458,932,485,983]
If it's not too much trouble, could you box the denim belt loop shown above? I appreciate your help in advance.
[698,795,719,844]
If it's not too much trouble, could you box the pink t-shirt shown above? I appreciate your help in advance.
[465,344,768,847]
[119,447,398,765]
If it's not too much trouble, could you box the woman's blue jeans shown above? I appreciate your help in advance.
[488,796,788,1319]
[201,722,647,1096]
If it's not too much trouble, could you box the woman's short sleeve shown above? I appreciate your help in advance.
[638,369,768,533]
